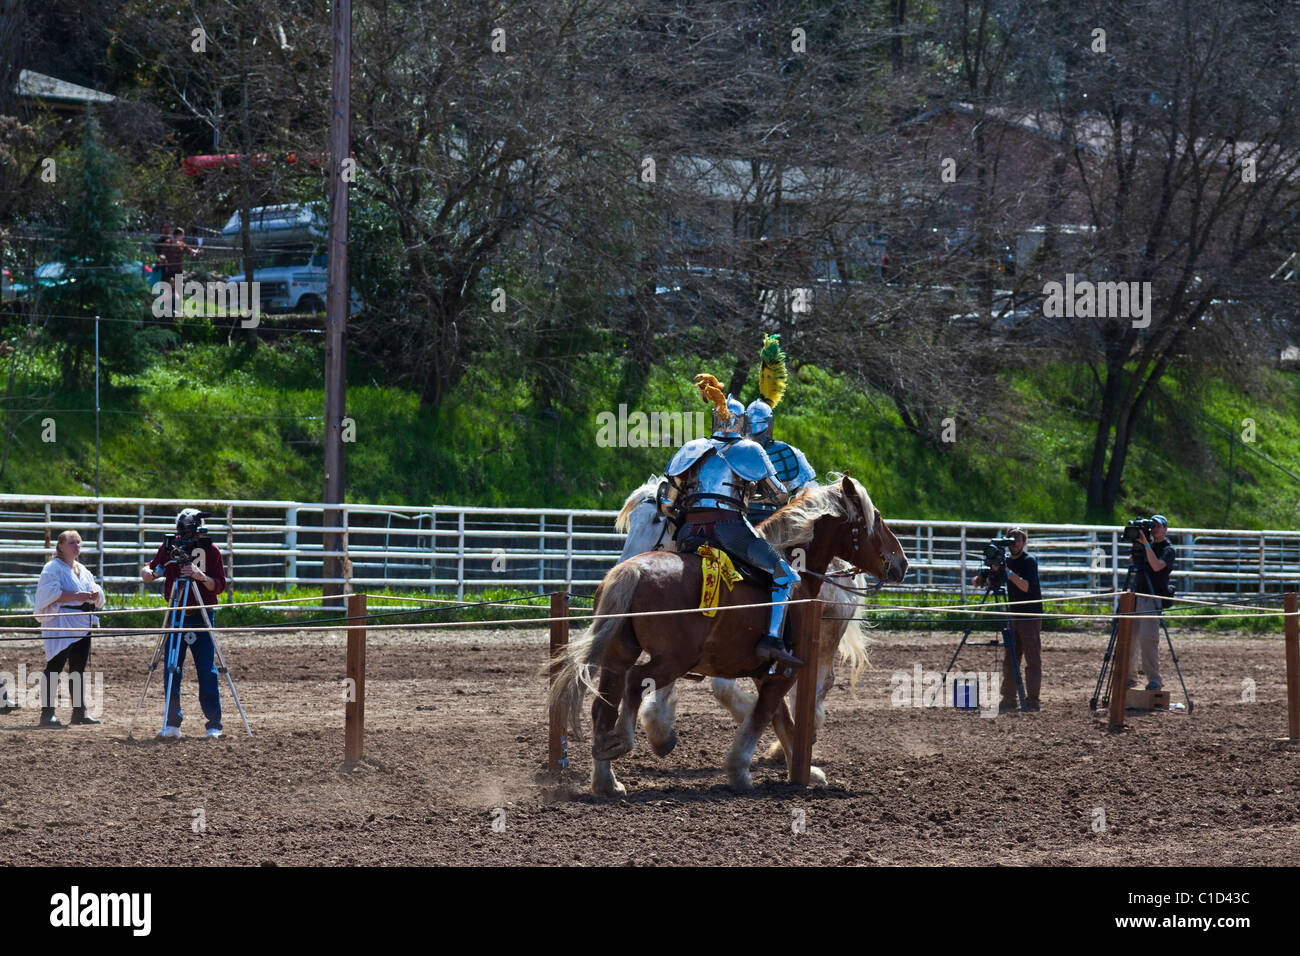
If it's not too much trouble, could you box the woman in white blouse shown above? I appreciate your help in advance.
[33,530,105,727]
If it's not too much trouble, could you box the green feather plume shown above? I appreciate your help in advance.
[758,333,787,408]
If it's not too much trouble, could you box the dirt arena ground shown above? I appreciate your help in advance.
[2,624,1297,866]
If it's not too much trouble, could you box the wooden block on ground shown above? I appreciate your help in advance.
[1125,689,1171,711]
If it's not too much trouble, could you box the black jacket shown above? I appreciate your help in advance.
[1139,539,1177,596]
[1005,551,1042,616]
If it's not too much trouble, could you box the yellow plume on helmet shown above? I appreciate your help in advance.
[758,334,787,408]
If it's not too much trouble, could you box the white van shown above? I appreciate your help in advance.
[220,204,361,314]
[225,251,362,315]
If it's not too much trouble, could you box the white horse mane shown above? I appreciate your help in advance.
[615,475,662,533]
[758,476,875,552]
[613,473,874,552]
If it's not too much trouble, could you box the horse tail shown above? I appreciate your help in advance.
[548,561,643,737]
[837,609,870,693]
[614,476,660,533]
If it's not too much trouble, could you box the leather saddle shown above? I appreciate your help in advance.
[677,532,773,590]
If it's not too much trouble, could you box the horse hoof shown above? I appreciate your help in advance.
[727,772,754,793]
[594,779,627,797]
[648,731,677,757]
[809,766,827,788]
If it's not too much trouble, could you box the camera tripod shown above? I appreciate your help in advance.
[1089,561,1192,713]
[938,575,1028,712]
[127,573,252,739]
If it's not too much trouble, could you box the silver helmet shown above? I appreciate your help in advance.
[711,394,747,437]
[745,399,773,445]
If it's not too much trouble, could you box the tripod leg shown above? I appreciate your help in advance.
[1161,617,1193,712]
[195,604,252,738]
[938,629,976,696]
[126,629,170,740]
[161,631,180,729]
[1091,620,1119,711]
[161,579,191,732]
[938,590,995,697]
[1091,567,1138,711]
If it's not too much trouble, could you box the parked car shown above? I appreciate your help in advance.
[8,260,156,298]
[226,252,362,314]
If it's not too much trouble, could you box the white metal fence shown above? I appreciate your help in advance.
[0,494,1295,606]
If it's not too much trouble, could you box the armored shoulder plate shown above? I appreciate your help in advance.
[717,438,776,482]
[665,437,714,477]
[766,441,815,488]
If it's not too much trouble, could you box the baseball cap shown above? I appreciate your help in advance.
[1151,514,1169,527]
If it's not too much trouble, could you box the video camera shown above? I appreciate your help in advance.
[158,508,213,570]
[1122,516,1160,565]
[159,538,198,569]
[1122,517,1157,544]
[973,535,1017,589]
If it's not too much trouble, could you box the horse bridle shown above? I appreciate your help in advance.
[834,474,898,593]
[830,476,872,584]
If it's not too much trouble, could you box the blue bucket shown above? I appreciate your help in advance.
[953,678,980,710]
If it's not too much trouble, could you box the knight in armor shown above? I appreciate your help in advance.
[744,334,815,524]
[658,373,803,666]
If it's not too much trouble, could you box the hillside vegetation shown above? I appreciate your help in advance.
[1,338,1296,530]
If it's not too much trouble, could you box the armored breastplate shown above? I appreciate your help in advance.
[684,452,752,513]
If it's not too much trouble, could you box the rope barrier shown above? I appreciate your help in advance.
[0,579,1292,643]
[0,588,571,641]
[0,588,565,623]
[0,590,1293,641]
[0,590,343,620]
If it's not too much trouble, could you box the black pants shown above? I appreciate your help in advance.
[42,636,91,711]
[678,518,785,581]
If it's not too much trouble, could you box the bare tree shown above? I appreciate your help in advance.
[1034,0,1300,513]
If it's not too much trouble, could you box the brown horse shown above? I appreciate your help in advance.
[551,475,907,795]
[614,474,873,766]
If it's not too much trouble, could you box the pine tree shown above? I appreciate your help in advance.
[44,111,160,389]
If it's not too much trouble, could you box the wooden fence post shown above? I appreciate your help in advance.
[344,591,367,764]
[791,598,823,786]
[1108,591,1136,731]
[1285,591,1299,743]
[548,592,569,772]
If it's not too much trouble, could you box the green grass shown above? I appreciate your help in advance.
[0,335,1296,534]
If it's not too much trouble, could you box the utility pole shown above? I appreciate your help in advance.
[323,0,351,607]
[94,315,100,497]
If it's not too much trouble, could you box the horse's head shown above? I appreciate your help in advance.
[839,475,908,585]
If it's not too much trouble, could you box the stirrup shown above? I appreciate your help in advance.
[756,634,803,666]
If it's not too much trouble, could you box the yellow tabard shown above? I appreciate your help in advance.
[697,545,743,617]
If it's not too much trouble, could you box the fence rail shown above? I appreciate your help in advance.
[0,494,1295,606]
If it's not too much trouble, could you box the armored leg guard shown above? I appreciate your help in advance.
[756,559,802,666]
[708,521,804,666]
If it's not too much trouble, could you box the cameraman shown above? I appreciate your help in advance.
[1130,515,1176,691]
[972,528,1042,712]
[141,508,226,739]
